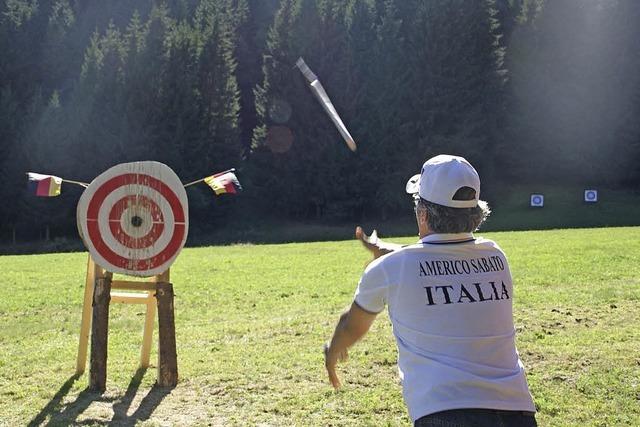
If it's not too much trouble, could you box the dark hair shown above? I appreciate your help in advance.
[415,198,491,233]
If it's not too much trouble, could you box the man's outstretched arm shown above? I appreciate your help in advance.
[324,302,378,389]
[355,226,402,261]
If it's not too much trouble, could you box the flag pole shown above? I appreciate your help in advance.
[62,179,90,188]
[183,168,236,188]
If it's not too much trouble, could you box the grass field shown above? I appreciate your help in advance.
[1,227,639,426]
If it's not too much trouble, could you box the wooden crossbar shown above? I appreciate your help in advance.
[110,291,154,304]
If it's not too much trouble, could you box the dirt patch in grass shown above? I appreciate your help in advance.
[30,376,226,426]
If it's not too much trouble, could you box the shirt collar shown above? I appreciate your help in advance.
[419,233,475,245]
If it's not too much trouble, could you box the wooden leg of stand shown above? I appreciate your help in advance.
[76,256,97,375]
[156,282,178,387]
[90,277,111,392]
[140,293,156,368]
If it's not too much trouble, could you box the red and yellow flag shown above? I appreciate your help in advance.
[204,172,242,195]
[27,173,62,197]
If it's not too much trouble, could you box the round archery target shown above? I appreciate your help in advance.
[77,161,188,277]
[530,194,544,207]
[584,189,598,202]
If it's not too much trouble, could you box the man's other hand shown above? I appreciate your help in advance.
[324,342,348,389]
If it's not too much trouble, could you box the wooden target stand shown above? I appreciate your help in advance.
[76,255,178,391]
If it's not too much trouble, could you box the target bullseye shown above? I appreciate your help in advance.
[108,195,165,249]
[77,161,189,277]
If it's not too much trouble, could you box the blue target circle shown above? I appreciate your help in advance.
[586,191,596,200]
[532,196,542,204]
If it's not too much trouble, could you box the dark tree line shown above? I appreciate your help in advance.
[1,0,639,242]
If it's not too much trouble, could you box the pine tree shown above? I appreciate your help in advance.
[198,2,242,164]
[348,0,415,218]
[235,0,279,153]
[157,20,201,174]
[0,85,24,238]
[402,0,507,176]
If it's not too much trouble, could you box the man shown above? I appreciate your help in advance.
[324,155,537,426]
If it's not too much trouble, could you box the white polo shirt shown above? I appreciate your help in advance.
[354,233,536,421]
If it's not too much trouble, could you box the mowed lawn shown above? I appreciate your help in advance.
[1,227,639,426]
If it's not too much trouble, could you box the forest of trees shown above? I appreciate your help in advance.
[1,0,639,243]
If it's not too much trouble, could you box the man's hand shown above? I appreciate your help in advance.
[324,303,378,389]
[355,226,402,262]
[324,342,348,389]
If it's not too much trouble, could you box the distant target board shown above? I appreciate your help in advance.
[530,194,544,207]
[584,189,598,203]
[77,161,189,277]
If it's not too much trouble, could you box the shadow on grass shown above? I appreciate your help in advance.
[27,369,173,427]
[27,373,108,427]
[109,368,172,426]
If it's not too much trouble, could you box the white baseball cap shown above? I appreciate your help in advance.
[405,154,480,208]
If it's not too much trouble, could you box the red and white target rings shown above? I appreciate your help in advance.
[77,161,189,277]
